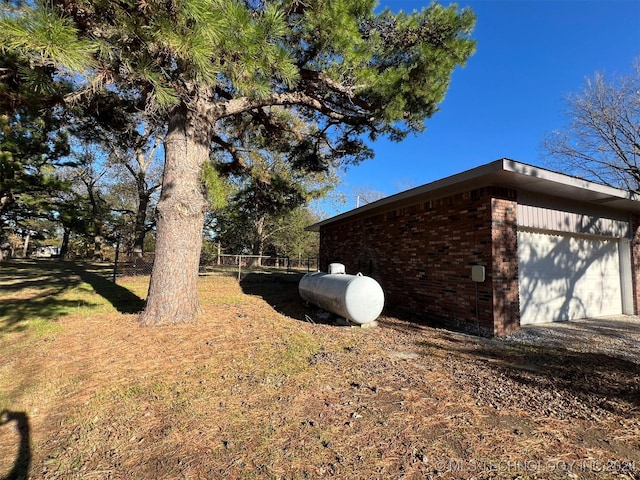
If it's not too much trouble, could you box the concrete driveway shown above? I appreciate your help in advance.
[507,315,640,364]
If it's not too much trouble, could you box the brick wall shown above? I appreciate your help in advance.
[319,187,519,336]
[490,195,520,336]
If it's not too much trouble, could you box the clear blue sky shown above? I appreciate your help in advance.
[315,0,640,217]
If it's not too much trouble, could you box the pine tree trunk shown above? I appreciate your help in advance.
[132,191,150,259]
[139,106,209,325]
[60,227,70,259]
[93,232,103,260]
[252,216,266,266]
[87,188,104,260]
[22,232,30,258]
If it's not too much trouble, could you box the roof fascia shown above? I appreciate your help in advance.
[307,158,640,231]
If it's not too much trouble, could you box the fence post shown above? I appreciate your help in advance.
[112,236,120,283]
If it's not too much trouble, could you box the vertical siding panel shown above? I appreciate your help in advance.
[518,192,629,237]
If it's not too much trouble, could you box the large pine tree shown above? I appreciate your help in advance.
[1,0,476,325]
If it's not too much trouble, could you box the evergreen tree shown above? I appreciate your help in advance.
[0,111,70,245]
[269,206,322,264]
[0,2,77,252]
[1,0,476,324]
[213,107,336,262]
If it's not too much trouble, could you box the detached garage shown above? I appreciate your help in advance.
[310,159,640,336]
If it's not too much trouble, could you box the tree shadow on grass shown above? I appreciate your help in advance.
[239,271,308,320]
[68,263,145,314]
[0,295,98,333]
[0,259,81,288]
[0,260,143,334]
[0,260,92,333]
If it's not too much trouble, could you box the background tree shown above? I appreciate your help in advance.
[106,130,163,260]
[66,148,113,259]
[0,2,80,255]
[53,189,91,259]
[543,61,640,192]
[0,111,70,249]
[1,0,476,325]
[212,107,337,263]
[269,206,322,264]
[103,165,159,259]
[68,92,165,259]
[212,202,321,268]
[211,169,331,262]
[352,186,387,208]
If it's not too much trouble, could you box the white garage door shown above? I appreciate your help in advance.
[518,230,623,325]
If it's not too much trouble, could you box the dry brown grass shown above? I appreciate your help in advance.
[1,260,639,479]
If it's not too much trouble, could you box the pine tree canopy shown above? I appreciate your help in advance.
[0,0,476,325]
[1,0,476,172]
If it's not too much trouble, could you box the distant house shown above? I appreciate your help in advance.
[308,159,640,337]
[34,246,60,258]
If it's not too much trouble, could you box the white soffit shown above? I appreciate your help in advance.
[499,159,639,208]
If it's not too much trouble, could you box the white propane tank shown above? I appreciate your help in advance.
[299,265,384,324]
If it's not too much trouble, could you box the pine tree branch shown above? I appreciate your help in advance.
[215,90,374,126]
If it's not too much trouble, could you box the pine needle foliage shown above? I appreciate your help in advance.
[1,0,476,324]
[1,0,476,160]
[0,3,96,72]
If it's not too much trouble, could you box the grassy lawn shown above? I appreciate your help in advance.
[0,260,638,479]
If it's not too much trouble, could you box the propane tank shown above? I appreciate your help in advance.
[299,264,384,324]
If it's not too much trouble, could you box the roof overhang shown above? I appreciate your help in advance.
[308,158,640,231]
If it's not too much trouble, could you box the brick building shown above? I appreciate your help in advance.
[309,159,640,337]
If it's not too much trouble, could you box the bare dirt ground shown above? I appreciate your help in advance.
[0,261,639,479]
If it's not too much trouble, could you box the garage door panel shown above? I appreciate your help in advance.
[518,231,622,325]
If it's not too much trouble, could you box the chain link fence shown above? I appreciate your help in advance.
[114,252,318,280]
[113,253,155,277]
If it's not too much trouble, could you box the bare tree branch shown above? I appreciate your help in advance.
[543,61,640,192]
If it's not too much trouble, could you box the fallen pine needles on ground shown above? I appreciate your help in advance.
[0,260,639,479]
